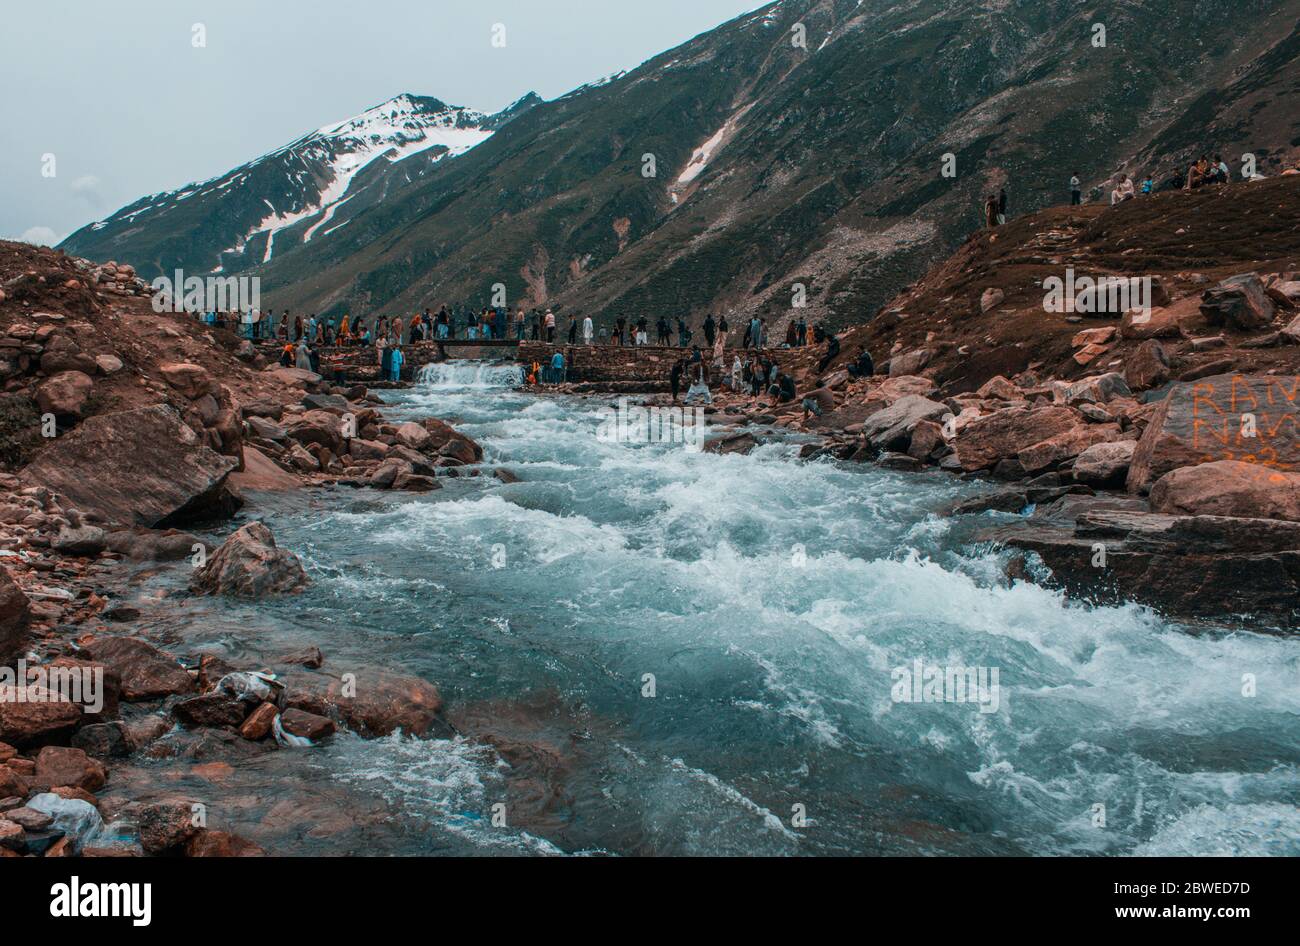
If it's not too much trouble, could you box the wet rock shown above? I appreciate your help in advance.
[19,405,240,528]
[71,722,131,759]
[238,702,278,741]
[33,746,107,792]
[421,419,482,459]
[0,687,81,747]
[45,656,121,722]
[5,807,52,831]
[279,708,335,741]
[493,468,520,484]
[173,692,251,729]
[0,820,23,851]
[286,670,444,738]
[190,521,309,597]
[703,432,758,455]
[878,452,923,472]
[348,438,389,461]
[369,458,413,489]
[983,506,1300,622]
[393,473,440,492]
[0,566,31,666]
[135,800,201,855]
[276,646,323,670]
[0,766,28,799]
[184,829,266,857]
[943,490,1027,515]
[1150,460,1300,522]
[394,422,431,450]
[81,637,194,701]
[437,438,478,465]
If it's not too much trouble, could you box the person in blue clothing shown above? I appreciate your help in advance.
[389,345,404,382]
[550,350,566,384]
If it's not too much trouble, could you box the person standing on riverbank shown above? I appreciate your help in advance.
[389,345,404,382]
[582,315,594,345]
[545,309,556,342]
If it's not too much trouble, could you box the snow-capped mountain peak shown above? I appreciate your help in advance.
[62,92,537,277]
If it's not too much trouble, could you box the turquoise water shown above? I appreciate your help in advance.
[125,362,1300,856]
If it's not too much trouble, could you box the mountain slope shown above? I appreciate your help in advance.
[60,93,541,280]
[64,0,1300,334]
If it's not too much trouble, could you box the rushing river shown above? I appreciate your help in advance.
[119,362,1300,856]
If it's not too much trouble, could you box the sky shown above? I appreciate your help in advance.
[0,0,770,245]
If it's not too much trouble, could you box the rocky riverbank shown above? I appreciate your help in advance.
[0,241,493,857]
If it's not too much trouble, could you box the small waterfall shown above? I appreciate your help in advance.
[416,360,524,388]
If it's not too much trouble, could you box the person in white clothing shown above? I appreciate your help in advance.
[582,315,594,345]
[1110,174,1135,204]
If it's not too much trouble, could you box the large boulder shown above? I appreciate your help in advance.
[1016,423,1122,474]
[1123,340,1170,391]
[190,521,309,597]
[35,371,94,419]
[1200,274,1275,331]
[228,445,299,492]
[1072,441,1136,488]
[159,362,216,399]
[1126,373,1300,493]
[954,406,1079,472]
[394,422,431,451]
[421,419,482,460]
[887,349,931,378]
[285,670,444,738]
[984,504,1300,622]
[19,405,240,527]
[285,410,345,454]
[1120,295,1199,340]
[1150,460,1300,521]
[860,395,947,450]
[80,637,194,702]
[0,567,30,667]
[0,687,81,747]
[33,746,107,792]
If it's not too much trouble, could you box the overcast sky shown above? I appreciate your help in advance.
[1,0,768,245]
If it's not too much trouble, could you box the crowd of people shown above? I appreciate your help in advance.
[984,151,1281,228]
